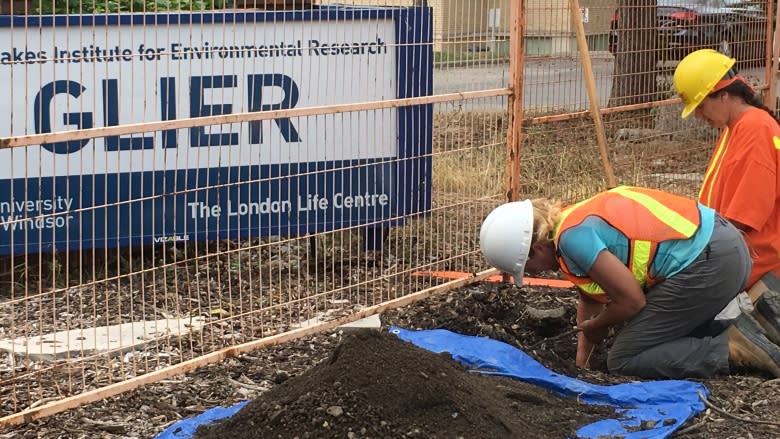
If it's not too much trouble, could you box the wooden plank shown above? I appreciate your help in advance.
[1,88,513,149]
[0,267,497,429]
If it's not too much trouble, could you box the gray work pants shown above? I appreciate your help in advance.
[607,215,751,379]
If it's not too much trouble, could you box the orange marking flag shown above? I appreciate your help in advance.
[412,271,574,289]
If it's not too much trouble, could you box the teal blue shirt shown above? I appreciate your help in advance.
[557,203,715,281]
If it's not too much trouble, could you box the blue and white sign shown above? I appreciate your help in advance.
[0,7,432,254]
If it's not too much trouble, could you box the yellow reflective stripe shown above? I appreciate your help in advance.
[699,128,730,205]
[631,240,651,288]
[611,187,698,237]
[578,282,606,295]
[774,136,780,150]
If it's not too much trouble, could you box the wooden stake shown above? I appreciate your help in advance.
[568,0,617,189]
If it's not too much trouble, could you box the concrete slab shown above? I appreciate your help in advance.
[339,314,381,332]
[292,310,336,329]
[291,311,382,332]
[0,317,207,362]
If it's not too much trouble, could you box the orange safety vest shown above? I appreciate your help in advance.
[553,186,702,301]
[697,109,780,289]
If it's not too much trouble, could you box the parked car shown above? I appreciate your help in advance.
[608,0,769,64]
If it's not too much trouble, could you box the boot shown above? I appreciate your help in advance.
[746,273,780,345]
[727,312,780,378]
[746,272,780,303]
[754,290,780,346]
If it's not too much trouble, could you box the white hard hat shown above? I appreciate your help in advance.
[479,200,534,286]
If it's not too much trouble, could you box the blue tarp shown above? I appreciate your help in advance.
[391,327,708,439]
[155,327,709,439]
[155,401,249,439]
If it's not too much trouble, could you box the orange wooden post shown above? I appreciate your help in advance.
[766,0,780,110]
[505,0,525,203]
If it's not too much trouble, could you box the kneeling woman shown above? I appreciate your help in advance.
[479,186,780,379]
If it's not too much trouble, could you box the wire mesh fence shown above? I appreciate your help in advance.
[522,0,776,202]
[0,0,775,428]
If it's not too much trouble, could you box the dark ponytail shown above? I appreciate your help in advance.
[714,80,780,125]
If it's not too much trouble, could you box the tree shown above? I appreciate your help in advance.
[35,0,226,14]
[608,0,659,107]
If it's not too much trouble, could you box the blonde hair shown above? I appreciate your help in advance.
[530,198,562,244]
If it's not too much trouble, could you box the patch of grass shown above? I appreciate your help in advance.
[433,143,506,199]
[431,111,506,199]
[430,109,711,205]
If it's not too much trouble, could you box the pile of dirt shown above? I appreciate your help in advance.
[193,329,615,439]
[5,282,780,439]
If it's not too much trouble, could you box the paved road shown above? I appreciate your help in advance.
[433,57,612,113]
[433,57,771,113]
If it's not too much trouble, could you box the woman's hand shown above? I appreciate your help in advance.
[578,317,609,344]
[575,295,606,368]
[575,332,595,368]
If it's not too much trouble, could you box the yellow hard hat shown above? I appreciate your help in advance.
[673,49,736,119]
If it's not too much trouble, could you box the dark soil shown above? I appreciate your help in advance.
[193,330,615,439]
[3,107,776,439]
[5,282,780,439]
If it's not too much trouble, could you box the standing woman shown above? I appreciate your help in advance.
[673,49,780,342]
